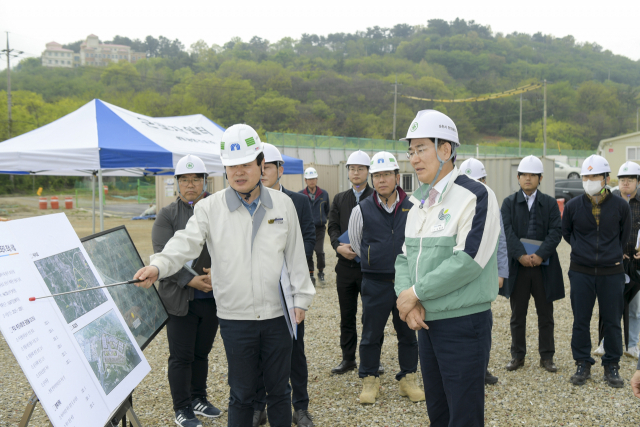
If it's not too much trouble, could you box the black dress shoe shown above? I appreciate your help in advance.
[485,369,498,385]
[331,359,357,374]
[378,362,385,375]
[540,359,558,372]
[252,409,266,426]
[505,358,525,371]
[318,271,325,283]
[292,409,315,426]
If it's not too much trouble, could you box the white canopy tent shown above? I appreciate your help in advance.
[0,99,225,231]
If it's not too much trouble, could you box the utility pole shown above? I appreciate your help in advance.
[391,75,402,140]
[1,32,23,140]
[519,93,523,156]
[543,79,547,157]
[637,107,639,133]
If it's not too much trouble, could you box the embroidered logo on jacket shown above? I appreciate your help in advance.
[438,208,451,223]
[268,218,284,224]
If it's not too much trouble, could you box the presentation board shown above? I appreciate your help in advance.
[0,214,150,427]
[81,226,168,351]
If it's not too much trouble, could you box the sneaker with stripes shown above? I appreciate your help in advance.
[174,406,202,427]
[191,396,222,418]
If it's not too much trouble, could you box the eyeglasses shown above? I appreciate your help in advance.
[620,178,637,184]
[178,178,204,185]
[406,146,428,160]
[348,167,367,173]
[372,172,395,180]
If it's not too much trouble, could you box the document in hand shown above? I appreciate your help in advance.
[279,261,298,339]
[338,230,361,263]
[520,238,549,265]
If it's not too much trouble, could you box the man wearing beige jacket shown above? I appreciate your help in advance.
[135,124,315,427]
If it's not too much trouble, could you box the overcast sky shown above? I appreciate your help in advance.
[1,0,639,72]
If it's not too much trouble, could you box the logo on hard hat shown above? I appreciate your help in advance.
[389,157,396,162]
[588,165,593,171]
[465,168,472,175]
[410,122,418,132]
[230,143,241,151]
[624,167,628,172]
[186,162,194,169]
[245,137,256,147]
[221,141,225,150]
[377,159,384,163]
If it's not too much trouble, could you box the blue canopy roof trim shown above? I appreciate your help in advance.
[282,154,303,175]
[96,100,174,169]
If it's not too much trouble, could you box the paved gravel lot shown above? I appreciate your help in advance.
[1,212,640,426]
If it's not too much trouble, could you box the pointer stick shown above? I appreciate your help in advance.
[29,279,143,301]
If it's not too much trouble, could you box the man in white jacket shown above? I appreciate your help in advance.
[135,124,316,427]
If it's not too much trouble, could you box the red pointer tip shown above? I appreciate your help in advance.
[29,297,36,301]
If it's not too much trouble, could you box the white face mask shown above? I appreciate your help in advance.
[583,179,603,196]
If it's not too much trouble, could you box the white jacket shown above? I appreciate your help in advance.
[150,184,316,321]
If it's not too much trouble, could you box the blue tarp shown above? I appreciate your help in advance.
[282,154,303,175]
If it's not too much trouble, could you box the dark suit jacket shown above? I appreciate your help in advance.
[500,190,565,302]
[282,185,316,258]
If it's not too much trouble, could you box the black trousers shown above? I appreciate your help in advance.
[569,270,624,366]
[166,298,218,411]
[359,277,418,380]
[509,265,555,360]
[335,262,364,361]
[219,317,293,427]
[254,320,309,412]
[419,310,492,427]
[307,225,326,272]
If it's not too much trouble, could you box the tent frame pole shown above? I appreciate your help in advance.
[91,173,96,234]
[98,169,104,231]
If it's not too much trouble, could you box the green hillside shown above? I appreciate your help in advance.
[1,19,639,151]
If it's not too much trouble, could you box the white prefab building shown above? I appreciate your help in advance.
[41,42,74,68]
[596,131,640,179]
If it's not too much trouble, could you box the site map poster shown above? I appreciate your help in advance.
[81,226,168,350]
[0,214,150,427]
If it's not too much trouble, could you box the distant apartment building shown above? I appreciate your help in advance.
[42,34,146,68]
[41,42,75,68]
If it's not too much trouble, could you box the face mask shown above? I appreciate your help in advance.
[583,180,603,196]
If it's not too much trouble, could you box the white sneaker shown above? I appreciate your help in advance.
[593,340,605,356]
[624,345,640,359]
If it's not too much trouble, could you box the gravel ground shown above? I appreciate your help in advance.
[1,213,640,426]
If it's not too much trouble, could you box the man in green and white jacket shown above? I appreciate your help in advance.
[395,110,501,427]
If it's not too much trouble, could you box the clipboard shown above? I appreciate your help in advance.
[279,261,298,339]
[520,238,549,266]
[338,230,361,263]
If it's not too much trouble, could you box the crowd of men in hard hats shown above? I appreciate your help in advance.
[132,110,640,427]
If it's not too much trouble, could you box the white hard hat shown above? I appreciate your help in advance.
[460,158,486,179]
[262,142,285,164]
[370,151,399,174]
[517,155,544,174]
[175,154,207,176]
[346,150,371,167]
[581,155,611,176]
[618,161,640,177]
[220,124,264,167]
[401,109,459,145]
[304,167,318,179]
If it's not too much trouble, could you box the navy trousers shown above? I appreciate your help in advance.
[359,277,418,380]
[418,310,492,427]
[254,320,309,412]
[569,270,624,366]
[219,317,292,427]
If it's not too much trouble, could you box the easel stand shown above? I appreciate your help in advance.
[19,391,143,427]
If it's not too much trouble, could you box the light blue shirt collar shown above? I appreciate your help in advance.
[236,192,261,216]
